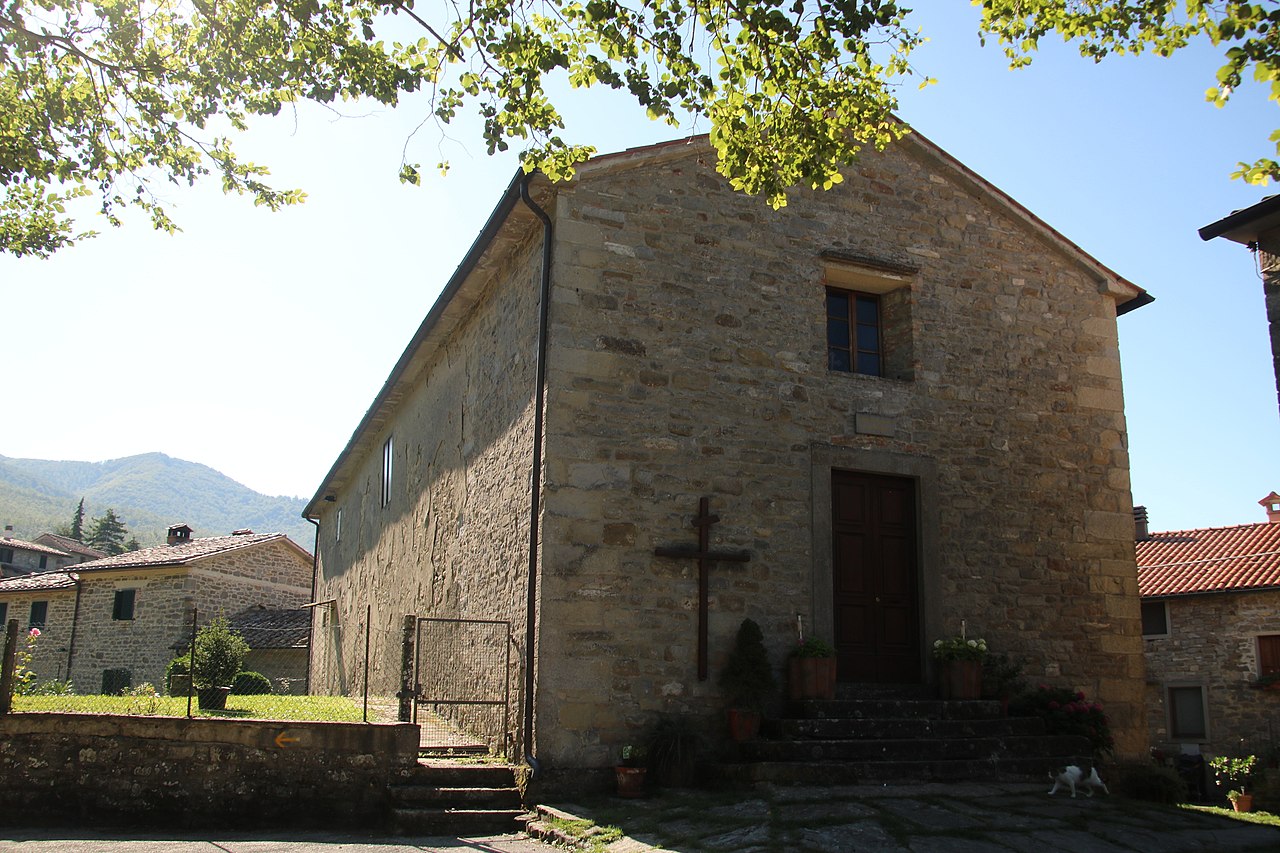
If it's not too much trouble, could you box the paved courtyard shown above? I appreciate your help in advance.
[546,780,1280,852]
[5,781,1280,852]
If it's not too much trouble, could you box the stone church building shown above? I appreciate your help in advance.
[304,133,1152,773]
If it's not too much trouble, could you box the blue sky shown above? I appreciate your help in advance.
[3,5,1277,533]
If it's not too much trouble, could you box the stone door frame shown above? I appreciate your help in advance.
[810,444,941,684]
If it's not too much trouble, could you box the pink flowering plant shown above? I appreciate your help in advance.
[13,628,40,696]
[1010,684,1114,756]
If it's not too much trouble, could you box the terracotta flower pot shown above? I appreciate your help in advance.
[940,660,983,700]
[197,686,231,710]
[615,765,646,798]
[1232,793,1254,813]
[726,708,762,742]
[789,657,837,701]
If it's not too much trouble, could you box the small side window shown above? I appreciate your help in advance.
[381,437,394,509]
[1168,685,1208,741]
[112,589,136,621]
[29,601,47,629]
[1141,600,1169,637]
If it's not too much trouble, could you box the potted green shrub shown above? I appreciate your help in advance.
[615,744,648,798]
[648,714,700,788]
[1210,754,1258,812]
[788,636,837,701]
[190,617,250,710]
[718,618,776,741]
[932,631,988,700]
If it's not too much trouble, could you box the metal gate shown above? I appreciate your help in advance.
[413,617,512,756]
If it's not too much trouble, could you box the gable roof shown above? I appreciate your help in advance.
[228,606,309,649]
[73,533,311,573]
[0,572,78,594]
[1137,522,1280,598]
[33,533,107,561]
[304,132,1151,516]
[0,535,70,559]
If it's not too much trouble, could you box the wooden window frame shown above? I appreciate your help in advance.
[1258,634,1280,677]
[826,287,883,377]
[29,600,47,629]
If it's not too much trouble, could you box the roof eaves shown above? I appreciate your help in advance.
[1199,195,1280,244]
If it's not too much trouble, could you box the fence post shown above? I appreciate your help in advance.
[187,608,197,718]
[397,614,415,722]
[363,604,371,723]
[0,619,18,713]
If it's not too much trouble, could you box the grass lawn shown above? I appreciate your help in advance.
[12,693,367,722]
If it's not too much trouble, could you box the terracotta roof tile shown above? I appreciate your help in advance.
[74,533,290,572]
[1137,522,1280,597]
[34,533,107,560]
[0,572,78,593]
[0,536,71,558]
[228,607,309,649]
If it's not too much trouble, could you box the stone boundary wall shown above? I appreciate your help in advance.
[0,714,420,828]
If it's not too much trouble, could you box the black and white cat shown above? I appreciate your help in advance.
[1048,764,1110,798]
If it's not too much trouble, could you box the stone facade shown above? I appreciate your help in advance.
[1144,589,1280,758]
[0,588,78,683]
[69,540,313,691]
[308,135,1149,770]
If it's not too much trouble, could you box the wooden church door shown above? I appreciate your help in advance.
[831,470,920,683]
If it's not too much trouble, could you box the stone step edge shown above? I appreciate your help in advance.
[525,804,623,851]
[386,785,523,807]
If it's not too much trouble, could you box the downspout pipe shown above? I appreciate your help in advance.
[305,515,320,692]
[519,173,553,778]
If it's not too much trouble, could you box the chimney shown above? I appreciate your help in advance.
[1261,492,1280,524]
[1134,506,1150,541]
[167,524,193,545]
[2,525,12,540]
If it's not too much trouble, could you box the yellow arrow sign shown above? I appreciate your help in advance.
[275,731,299,748]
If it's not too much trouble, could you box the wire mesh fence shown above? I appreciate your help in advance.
[0,604,520,752]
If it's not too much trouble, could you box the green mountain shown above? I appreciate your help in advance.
[0,453,313,549]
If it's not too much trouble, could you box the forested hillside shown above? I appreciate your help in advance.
[0,453,313,549]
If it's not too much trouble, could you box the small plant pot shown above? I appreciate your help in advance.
[788,657,837,701]
[197,686,231,710]
[939,660,983,700]
[726,708,762,742]
[1231,793,1254,813]
[615,766,646,798]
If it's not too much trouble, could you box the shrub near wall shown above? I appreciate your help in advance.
[0,714,420,828]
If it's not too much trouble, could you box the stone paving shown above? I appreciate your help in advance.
[549,781,1280,852]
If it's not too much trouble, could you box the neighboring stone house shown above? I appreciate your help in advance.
[0,526,78,576]
[228,606,310,695]
[32,533,107,565]
[0,524,314,694]
[0,571,78,682]
[1200,198,1280,416]
[305,133,1153,773]
[1138,495,1280,759]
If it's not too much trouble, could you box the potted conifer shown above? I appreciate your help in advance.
[719,618,776,741]
[190,617,250,711]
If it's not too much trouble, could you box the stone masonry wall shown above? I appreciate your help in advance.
[1145,590,1280,760]
[311,225,544,755]
[71,543,311,692]
[0,591,77,684]
[535,139,1145,767]
[0,714,419,828]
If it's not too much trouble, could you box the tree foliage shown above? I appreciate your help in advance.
[70,497,84,541]
[2,0,1277,258]
[86,507,128,555]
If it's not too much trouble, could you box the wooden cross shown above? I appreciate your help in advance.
[654,496,750,681]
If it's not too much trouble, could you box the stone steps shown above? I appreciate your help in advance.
[720,684,1091,786]
[387,760,527,836]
